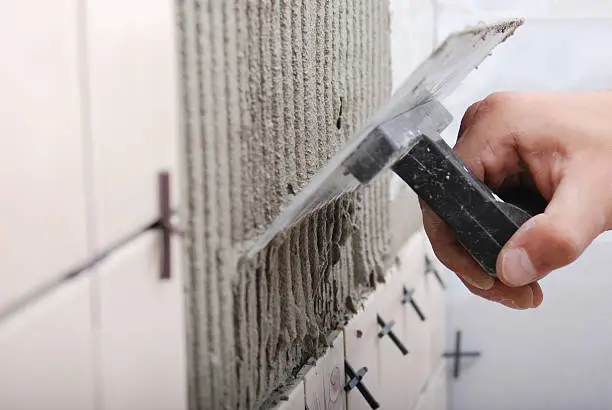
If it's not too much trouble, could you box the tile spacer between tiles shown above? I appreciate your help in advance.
[425,256,446,289]
[344,361,380,409]
[402,286,426,321]
[443,330,481,379]
[157,171,184,280]
[376,314,409,356]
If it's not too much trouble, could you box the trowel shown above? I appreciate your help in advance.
[249,19,547,277]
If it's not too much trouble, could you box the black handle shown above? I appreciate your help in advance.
[392,134,547,276]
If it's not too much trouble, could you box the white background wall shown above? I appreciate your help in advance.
[0,1,188,409]
[391,2,612,410]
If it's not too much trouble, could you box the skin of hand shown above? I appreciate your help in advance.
[421,91,612,310]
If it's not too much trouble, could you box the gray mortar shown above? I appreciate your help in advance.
[176,0,420,408]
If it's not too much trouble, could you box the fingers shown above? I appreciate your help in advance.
[453,94,523,188]
[457,100,483,139]
[421,201,494,291]
[459,276,542,310]
[423,91,612,308]
[422,199,543,309]
[497,159,611,287]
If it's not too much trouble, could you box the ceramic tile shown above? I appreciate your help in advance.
[413,362,447,410]
[95,231,187,410]
[550,0,612,17]
[421,232,447,374]
[0,275,95,410]
[271,380,305,410]
[397,232,427,290]
[435,0,612,32]
[377,240,430,410]
[376,265,411,409]
[85,0,179,250]
[400,278,432,408]
[391,0,436,90]
[0,0,88,311]
[303,362,323,410]
[303,331,346,410]
[343,291,383,410]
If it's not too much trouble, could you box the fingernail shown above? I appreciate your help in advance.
[474,277,495,291]
[497,298,522,310]
[498,298,530,310]
[500,247,538,286]
[460,273,495,291]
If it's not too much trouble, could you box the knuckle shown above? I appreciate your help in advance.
[554,231,583,264]
[476,92,518,121]
[482,91,514,109]
[464,101,482,119]
[533,216,584,267]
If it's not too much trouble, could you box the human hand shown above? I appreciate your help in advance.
[421,92,612,309]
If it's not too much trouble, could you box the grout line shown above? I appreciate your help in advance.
[431,0,440,49]
[74,0,105,408]
[0,217,167,324]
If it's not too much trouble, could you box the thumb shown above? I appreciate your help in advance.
[497,161,610,287]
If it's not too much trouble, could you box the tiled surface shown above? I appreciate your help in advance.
[85,0,179,251]
[95,232,187,410]
[340,230,447,410]
[390,0,436,91]
[442,238,612,410]
[343,233,438,410]
[436,0,612,38]
[303,331,346,410]
[396,234,431,409]
[272,380,305,410]
[0,0,88,312]
[375,233,431,410]
[376,263,412,409]
[0,275,95,410]
[422,233,446,373]
[413,362,448,410]
[343,292,383,410]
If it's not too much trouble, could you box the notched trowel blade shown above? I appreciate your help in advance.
[248,19,524,257]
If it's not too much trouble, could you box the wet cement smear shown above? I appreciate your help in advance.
[176,0,413,408]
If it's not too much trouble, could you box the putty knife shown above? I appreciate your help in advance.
[248,19,547,276]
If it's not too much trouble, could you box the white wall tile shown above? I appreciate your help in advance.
[95,232,187,410]
[271,380,306,410]
[413,362,448,410]
[401,272,432,406]
[435,0,612,40]
[376,266,413,409]
[378,234,430,409]
[443,238,612,410]
[550,0,612,17]
[423,233,447,373]
[397,232,427,292]
[85,0,179,250]
[0,0,88,311]
[303,363,323,410]
[391,0,436,91]
[0,275,95,410]
[303,332,346,410]
[343,292,383,410]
